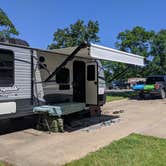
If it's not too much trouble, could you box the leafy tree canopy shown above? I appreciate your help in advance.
[0,8,19,39]
[48,19,100,49]
[116,26,154,57]
[150,30,166,75]
[104,26,155,82]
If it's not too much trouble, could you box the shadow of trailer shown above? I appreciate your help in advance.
[0,42,144,122]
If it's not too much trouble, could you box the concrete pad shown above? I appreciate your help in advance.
[137,118,166,138]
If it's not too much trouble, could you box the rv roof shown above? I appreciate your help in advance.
[50,43,144,66]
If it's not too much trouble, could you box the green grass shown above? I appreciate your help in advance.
[65,134,166,166]
[106,91,138,102]
[106,95,126,102]
[0,162,4,166]
[0,161,11,166]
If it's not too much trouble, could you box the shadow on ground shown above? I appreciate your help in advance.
[64,113,119,132]
[0,112,119,135]
[0,116,38,135]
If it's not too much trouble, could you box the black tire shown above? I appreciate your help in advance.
[139,92,145,99]
[160,89,166,99]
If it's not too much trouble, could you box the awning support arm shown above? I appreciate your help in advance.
[109,65,132,82]
[44,42,88,82]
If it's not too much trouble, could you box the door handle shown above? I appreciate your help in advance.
[94,81,97,85]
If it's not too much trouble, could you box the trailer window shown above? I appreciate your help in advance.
[87,65,95,81]
[0,49,14,87]
[56,68,70,84]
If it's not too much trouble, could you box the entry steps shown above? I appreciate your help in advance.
[33,102,88,117]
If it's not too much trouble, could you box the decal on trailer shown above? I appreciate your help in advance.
[0,86,19,98]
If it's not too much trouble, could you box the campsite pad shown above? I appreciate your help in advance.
[33,102,87,117]
[1,99,166,166]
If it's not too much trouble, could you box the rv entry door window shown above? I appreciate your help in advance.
[86,62,98,105]
[0,49,14,87]
[87,65,95,81]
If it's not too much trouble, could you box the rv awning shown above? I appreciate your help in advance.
[51,43,144,66]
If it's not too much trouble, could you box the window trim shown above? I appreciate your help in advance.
[0,48,15,87]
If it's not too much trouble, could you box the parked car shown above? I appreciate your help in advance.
[108,80,130,89]
[139,75,166,99]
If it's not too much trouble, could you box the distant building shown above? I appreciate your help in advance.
[128,77,146,86]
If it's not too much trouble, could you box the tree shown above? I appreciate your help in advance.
[150,30,166,75]
[0,8,30,46]
[48,19,100,49]
[8,38,30,47]
[103,26,155,82]
[0,8,19,40]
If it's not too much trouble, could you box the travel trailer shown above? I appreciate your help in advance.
[0,42,144,119]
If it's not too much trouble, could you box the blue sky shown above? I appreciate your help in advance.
[0,0,165,49]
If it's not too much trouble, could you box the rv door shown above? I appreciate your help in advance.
[86,62,98,105]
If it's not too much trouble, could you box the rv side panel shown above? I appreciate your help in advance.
[0,45,33,118]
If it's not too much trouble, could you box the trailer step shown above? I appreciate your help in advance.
[33,102,87,117]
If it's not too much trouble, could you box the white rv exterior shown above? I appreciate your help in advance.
[0,44,33,118]
[0,42,144,119]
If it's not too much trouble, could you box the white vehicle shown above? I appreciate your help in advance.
[0,42,144,119]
